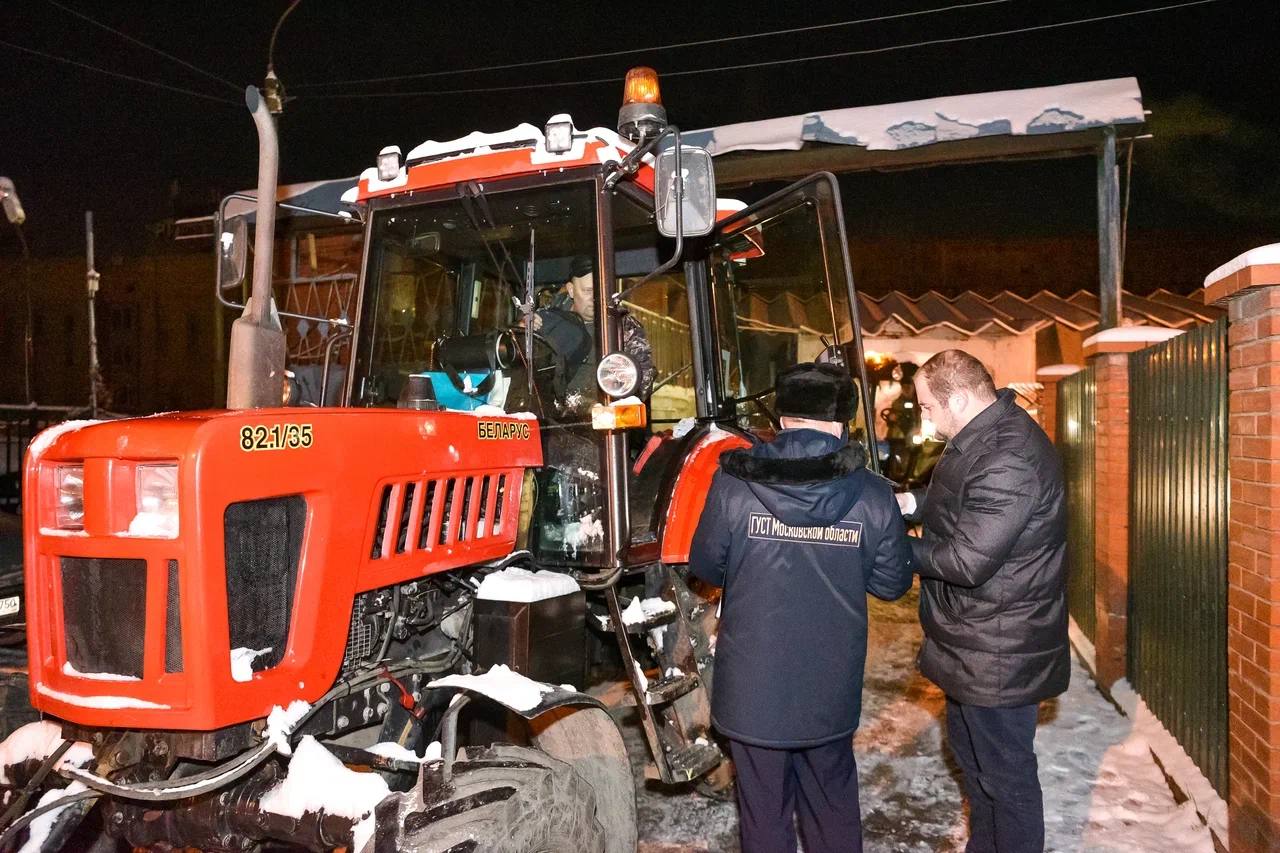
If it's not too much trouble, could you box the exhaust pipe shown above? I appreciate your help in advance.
[226,85,287,409]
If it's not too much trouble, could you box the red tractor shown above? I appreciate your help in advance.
[11,69,877,851]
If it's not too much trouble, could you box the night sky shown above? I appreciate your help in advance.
[1,0,1276,258]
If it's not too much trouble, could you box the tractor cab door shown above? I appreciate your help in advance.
[705,173,877,461]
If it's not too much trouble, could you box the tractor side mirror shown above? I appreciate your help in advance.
[655,144,716,238]
[218,216,249,291]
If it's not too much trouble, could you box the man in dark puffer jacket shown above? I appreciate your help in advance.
[899,350,1069,853]
[690,362,912,853]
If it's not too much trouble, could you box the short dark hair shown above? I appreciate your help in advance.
[918,350,996,402]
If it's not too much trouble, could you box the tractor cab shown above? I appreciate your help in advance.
[215,80,878,579]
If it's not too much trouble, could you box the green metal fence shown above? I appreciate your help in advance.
[1128,318,1229,797]
[1057,366,1097,642]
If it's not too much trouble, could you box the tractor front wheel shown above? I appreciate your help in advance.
[388,743,609,853]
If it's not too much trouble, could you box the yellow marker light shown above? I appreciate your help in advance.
[591,401,648,431]
[622,67,662,106]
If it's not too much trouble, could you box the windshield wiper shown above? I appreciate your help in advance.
[458,181,525,297]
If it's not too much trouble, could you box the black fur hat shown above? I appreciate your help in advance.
[569,255,594,278]
[776,362,858,422]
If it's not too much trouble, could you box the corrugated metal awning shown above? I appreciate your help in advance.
[860,288,1223,339]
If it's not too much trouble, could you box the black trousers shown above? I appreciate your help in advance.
[945,697,1044,853]
[728,737,862,853]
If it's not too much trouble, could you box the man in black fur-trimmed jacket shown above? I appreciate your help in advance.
[690,362,912,853]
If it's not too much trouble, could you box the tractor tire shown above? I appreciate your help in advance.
[389,744,607,853]
[531,705,636,853]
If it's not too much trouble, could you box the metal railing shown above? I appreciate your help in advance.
[2,405,82,512]
[1057,366,1097,641]
[1128,318,1229,796]
[0,404,124,513]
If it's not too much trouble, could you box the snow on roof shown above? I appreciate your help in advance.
[345,117,641,204]
[1203,242,1280,288]
[685,78,1144,156]
[1082,326,1184,349]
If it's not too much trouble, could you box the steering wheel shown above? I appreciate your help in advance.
[501,325,561,374]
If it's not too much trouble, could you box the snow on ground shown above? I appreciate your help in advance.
[615,587,1214,852]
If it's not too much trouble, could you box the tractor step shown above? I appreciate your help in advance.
[643,671,699,706]
[593,598,680,635]
[665,741,724,783]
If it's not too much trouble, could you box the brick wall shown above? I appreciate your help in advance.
[1224,286,1280,852]
[1091,352,1132,690]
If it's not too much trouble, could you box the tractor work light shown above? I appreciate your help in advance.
[377,145,403,182]
[596,352,639,399]
[544,114,574,154]
[618,67,667,143]
[131,463,180,538]
[55,465,85,530]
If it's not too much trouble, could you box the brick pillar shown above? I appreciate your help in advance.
[1206,253,1280,853]
[1036,364,1082,444]
[1082,330,1182,690]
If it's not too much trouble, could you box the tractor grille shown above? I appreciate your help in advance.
[370,473,509,560]
[165,560,182,673]
[223,496,306,670]
[61,557,147,679]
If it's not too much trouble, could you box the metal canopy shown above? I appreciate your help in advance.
[690,78,1146,332]
[689,77,1145,182]
[709,126,1143,185]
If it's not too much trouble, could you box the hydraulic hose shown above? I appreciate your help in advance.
[0,740,74,832]
[66,660,448,802]
[0,790,101,849]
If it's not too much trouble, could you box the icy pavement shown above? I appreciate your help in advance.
[615,587,1215,852]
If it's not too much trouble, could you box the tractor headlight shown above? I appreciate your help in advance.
[131,464,179,538]
[596,352,639,399]
[376,145,403,182]
[55,465,85,530]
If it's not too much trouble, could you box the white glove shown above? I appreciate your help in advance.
[895,492,917,515]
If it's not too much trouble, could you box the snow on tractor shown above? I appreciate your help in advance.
[6,68,878,851]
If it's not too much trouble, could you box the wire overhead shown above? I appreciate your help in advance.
[295,0,1225,101]
[293,0,1014,90]
[0,38,240,105]
[41,0,243,94]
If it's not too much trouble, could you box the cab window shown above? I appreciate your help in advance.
[710,189,871,443]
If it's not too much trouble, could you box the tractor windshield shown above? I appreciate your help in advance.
[350,181,601,415]
[351,179,619,566]
[710,180,873,445]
